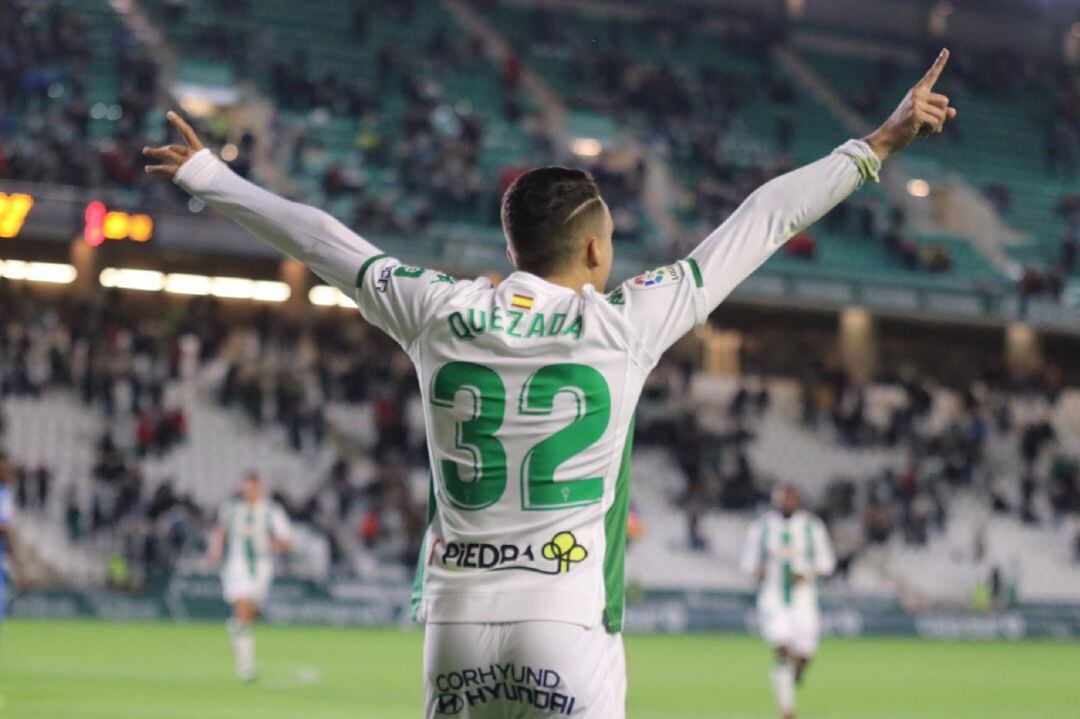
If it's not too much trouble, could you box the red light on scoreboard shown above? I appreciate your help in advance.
[85,201,106,247]
[84,202,153,245]
[0,192,34,238]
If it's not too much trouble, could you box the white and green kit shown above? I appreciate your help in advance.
[176,139,878,717]
[218,498,291,606]
[741,509,836,656]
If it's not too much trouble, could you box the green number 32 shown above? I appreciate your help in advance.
[430,362,611,510]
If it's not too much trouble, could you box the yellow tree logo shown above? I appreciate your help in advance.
[542,532,588,574]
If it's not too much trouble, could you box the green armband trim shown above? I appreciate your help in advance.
[835,139,881,184]
[356,253,388,289]
[686,258,704,288]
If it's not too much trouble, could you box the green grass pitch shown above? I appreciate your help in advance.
[3,620,1078,718]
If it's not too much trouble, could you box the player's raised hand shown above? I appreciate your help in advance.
[864,48,958,162]
[143,110,206,177]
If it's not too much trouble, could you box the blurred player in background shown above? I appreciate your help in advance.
[742,486,836,719]
[207,472,292,682]
[147,49,954,718]
[0,453,22,658]
[0,455,10,633]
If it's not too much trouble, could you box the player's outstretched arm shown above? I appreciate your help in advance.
[740,519,766,584]
[207,525,226,567]
[687,49,956,313]
[144,112,381,295]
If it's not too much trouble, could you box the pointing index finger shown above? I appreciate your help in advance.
[167,110,204,151]
[918,48,950,90]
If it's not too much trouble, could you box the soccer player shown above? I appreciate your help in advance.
[742,486,836,719]
[207,472,292,682]
[0,454,17,639]
[146,48,956,717]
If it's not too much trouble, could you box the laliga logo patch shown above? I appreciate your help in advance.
[630,264,681,289]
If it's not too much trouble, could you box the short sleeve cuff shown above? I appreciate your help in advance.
[683,258,710,328]
[173,148,224,194]
[833,139,881,185]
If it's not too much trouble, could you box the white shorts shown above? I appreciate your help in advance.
[759,603,820,657]
[221,566,273,607]
[424,621,626,718]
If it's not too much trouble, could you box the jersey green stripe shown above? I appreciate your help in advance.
[686,258,704,288]
[244,537,256,577]
[781,528,793,606]
[603,418,636,633]
[409,473,438,621]
[244,508,257,577]
[356,253,388,289]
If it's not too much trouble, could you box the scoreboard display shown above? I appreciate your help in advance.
[0,189,153,245]
[0,192,34,238]
[83,201,154,246]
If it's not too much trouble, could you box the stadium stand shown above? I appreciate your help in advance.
[798,45,1080,285]
[0,0,168,200]
[141,0,558,234]
[479,1,1018,294]
[2,0,1079,616]
[3,283,1079,605]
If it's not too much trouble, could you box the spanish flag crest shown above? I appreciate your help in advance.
[510,293,534,310]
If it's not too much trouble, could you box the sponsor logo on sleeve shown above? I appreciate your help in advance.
[375,266,393,293]
[630,264,682,290]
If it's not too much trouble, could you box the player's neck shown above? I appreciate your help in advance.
[538,266,595,294]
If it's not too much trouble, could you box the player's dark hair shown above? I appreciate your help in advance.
[500,166,604,276]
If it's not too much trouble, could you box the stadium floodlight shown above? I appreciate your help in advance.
[0,259,76,284]
[309,284,358,308]
[308,285,339,306]
[906,178,931,197]
[164,273,212,295]
[207,276,255,299]
[100,267,290,301]
[205,276,290,302]
[572,138,603,157]
[25,262,77,284]
[99,267,165,291]
[250,280,290,303]
[0,260,26,280]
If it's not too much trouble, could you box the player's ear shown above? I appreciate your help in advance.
[506,247,517,269]
[585,235,601,269]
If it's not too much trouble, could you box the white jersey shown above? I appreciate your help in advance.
[218,498,291,577]
[176,139,878,631]
[741,510,836,611]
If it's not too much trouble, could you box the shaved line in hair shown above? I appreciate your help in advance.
[562,196,603,226]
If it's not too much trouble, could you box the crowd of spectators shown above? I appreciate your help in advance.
[1044,63,1080,179]
[3,276,1080,593]
[3,1,1080,592]
[0,0,169,198]
[5,0,1076,292]
[0,281,428,582]
[634,337,1080,581]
